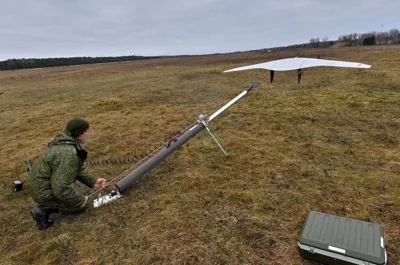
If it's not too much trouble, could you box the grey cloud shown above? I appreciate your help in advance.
[0,0,399,60]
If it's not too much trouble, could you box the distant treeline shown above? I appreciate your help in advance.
[243,28,400,53]
[0,55,171,71]
[1,28,399,71]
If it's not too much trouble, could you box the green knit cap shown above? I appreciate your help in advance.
[66,118,89,138]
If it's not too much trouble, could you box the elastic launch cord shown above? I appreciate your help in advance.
[88,121,198,198]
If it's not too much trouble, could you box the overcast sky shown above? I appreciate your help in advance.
[1,0,399,60]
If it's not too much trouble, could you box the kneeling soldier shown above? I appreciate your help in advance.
[28,118,106,229]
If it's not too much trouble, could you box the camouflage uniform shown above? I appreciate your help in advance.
[28,129,97,213]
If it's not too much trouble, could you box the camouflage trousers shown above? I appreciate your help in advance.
[35,183,94,215]
[41,200,91,214]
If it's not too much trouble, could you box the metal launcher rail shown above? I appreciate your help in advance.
[92,82,261,208]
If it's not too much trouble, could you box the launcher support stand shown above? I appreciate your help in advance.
[198,114,228,156]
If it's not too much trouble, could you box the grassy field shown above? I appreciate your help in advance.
[0,45,399,265]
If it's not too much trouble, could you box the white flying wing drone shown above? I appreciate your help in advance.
[224,57,371,83]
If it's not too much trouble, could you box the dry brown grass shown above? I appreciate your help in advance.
[0,45,399,265]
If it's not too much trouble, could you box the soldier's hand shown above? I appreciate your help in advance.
[94,178,107,189]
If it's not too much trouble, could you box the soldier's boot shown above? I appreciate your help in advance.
[30,205,59,230]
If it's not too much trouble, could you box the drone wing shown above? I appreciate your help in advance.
[224,57,371,72]
[224,57,371,83]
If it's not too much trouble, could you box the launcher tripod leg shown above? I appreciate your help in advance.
[200,123,228,156]
[202,129,206,150]
[204,126,228,156]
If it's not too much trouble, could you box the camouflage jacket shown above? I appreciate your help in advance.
[28,129,97,207]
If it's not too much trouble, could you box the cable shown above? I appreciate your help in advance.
[88,121,198,197]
